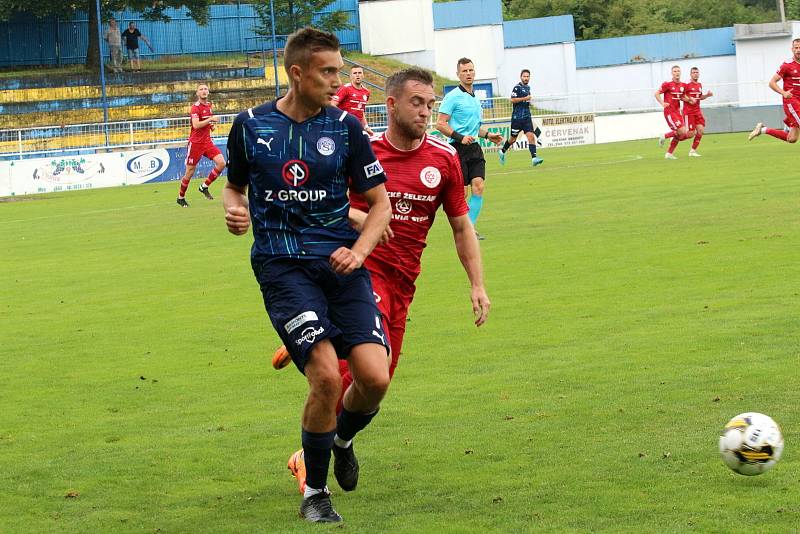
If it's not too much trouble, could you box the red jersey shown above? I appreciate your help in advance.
[189,100,214,143]
[683,81,703,115]
[776,59,800,99]
[350,133,468,283]
[659,81,685,113]
[334,83,370,122]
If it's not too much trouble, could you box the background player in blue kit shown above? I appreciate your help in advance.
[222,27,392,523]
[499,69,544,167]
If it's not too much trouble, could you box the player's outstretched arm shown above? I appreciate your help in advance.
[448,214,490,326]
[330,185,391,275]
[223,181,250,236]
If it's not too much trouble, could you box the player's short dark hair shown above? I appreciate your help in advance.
[350,65,363,72]
[793,38,800,45]
[521,69,530,76]
[690,66,699,71]
[671,64,680,70]
[457,57,473,69]
[385,67,434,97]
[284,27,340,72]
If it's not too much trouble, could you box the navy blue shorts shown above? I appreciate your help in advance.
[252,258,389,374]
[510,118,535,137]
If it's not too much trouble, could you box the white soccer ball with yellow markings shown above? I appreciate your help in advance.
[719,412,784,476]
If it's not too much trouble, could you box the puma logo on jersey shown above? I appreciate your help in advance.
[257,137,273,150]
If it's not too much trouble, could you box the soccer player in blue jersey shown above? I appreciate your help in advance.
[222,27,392,524]
[436,58,503,240]
[498,69,544,167]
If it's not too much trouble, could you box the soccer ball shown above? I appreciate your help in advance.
[719,412,784,476]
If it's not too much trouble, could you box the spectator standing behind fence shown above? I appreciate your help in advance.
[121,22,153,72]
[103,18,123,73]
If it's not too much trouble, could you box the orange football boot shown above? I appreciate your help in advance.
[287,449,307,494]
[271,345,291,370]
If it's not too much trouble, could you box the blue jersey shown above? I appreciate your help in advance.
[227,101,387,262]
[439,85,482,138]
[511,83,532,120]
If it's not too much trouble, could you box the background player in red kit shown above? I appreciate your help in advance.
[749,39,800,144]
[333,65,374,135]
[655,65,693,159]
[683,67,713,157]
[176,83,226,207]
[278,67,491,493]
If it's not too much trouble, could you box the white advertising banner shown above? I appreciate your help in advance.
[0,148,171,197]
[538,113,595,148]
[483,113,595,151]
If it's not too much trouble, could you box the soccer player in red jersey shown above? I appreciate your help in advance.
[748,39,800,144]
[683,67,713,157]
[332,65,374,135]
[176,83,226,207]
[655,65,693,159]
[280,67,491,494]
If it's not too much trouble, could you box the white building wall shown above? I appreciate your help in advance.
[358,0,800,113]
[498,43,575,100]
[733,24,800,106]
[358,0,434,58]
[433,25,504,90]
[573,56,738,113]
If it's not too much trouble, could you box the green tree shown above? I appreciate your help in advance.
[253,0,353,38]
[502,0,779,40]
[0,0,214,68]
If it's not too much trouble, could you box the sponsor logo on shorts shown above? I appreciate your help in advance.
[419,166,441,188]
[295,326,325,346]
[317,137,335,156]
[364,160,384,179]
[284,311,318,334]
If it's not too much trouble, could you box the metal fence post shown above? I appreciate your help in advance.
[95,0,110,147]
[269,0,280,97]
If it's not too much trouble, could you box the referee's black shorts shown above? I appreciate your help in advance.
[451,142,486,185]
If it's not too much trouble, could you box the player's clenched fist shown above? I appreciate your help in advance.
[225,205,250,235]
[329,247,364,275]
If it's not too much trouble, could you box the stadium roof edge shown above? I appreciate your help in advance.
[503,15,575,48]
[432,0,503,30]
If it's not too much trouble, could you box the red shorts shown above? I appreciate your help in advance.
[185,140,221,166]
[684,112,705,131]
[783,97,800,129]
[336,265,416,409]
[664,109,684,131]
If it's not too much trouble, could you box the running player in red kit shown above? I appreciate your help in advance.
[683,67,713,157]
[176,83,226,207]
[748,39,800,144]
[276,68,491,494]
[655,65,693,159]
[333,65,374,135]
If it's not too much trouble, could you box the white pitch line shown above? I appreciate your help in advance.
[493,154,644,176]
[2,202,166,224]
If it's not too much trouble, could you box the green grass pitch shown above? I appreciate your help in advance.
[1,132,798,532]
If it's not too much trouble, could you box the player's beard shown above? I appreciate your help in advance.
[394,115,426,142]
